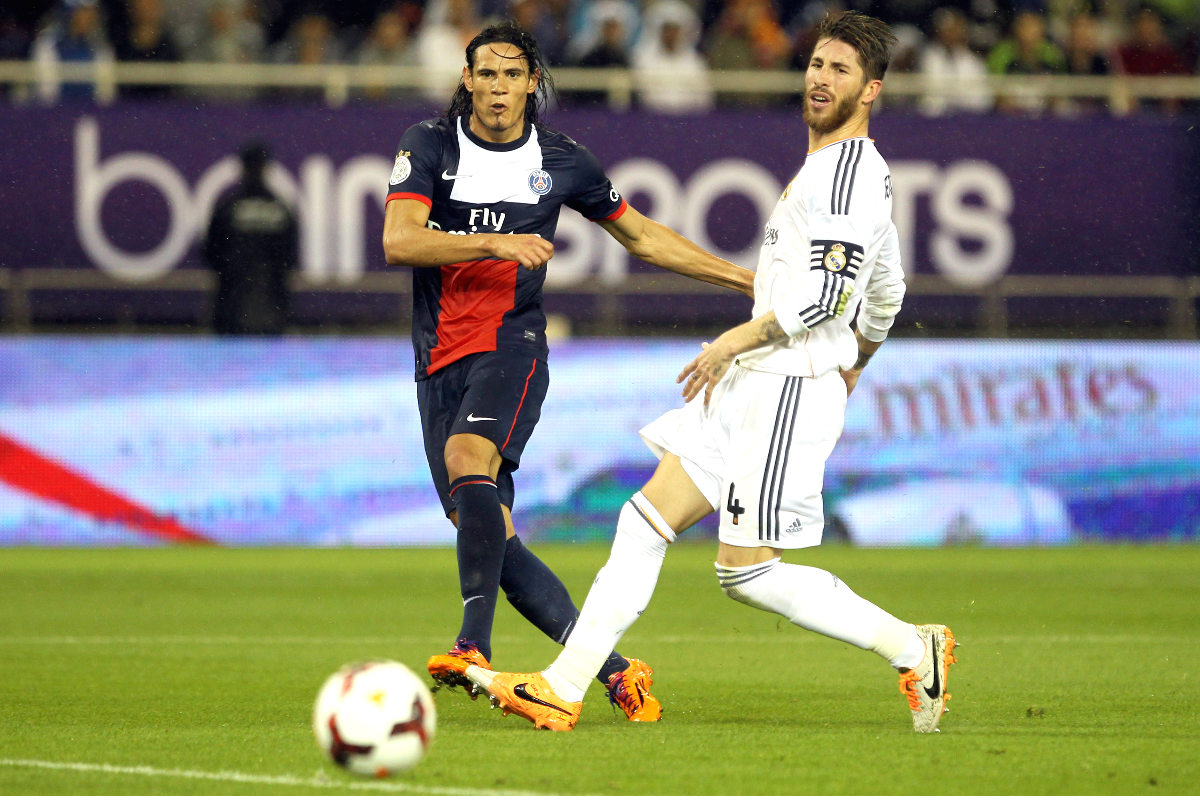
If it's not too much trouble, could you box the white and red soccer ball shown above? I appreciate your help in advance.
[313,660,436,777]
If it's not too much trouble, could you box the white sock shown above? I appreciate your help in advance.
[893,627,926,671]
[716,559,916,668]
[544,492,674,702]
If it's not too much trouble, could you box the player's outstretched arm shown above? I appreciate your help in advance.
[383,198,554,269]
[678,312,790,406]
[598,205,754,297]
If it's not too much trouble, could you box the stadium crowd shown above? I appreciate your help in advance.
[2,0,1198,112]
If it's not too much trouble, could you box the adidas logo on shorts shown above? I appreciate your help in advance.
[785,519,804,534]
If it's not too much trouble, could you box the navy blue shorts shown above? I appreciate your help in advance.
[417,349,549,516]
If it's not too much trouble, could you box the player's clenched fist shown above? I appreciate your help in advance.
[492,234,555,269]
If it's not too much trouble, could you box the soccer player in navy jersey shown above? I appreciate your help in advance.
[381,21,754,722]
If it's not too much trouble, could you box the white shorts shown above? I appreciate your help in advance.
[639,365,847,549]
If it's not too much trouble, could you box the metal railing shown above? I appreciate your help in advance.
[3,60,1200,110]
[2,267,1197,338]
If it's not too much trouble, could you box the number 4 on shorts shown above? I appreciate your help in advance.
[726,483,746,525]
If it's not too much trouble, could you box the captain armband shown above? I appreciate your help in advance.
[809,239,865,279]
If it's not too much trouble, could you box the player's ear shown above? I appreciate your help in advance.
[462,65,472,91]
[860,78,882,105]
[528,68,540,95]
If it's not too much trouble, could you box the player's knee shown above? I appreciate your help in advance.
[715,562,751,604]
[614,494,675,556]
[444,436,500,479]
[715,559,780,612]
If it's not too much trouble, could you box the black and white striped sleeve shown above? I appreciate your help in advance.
[774,267,855,337]
[829,138,865,216]
[774,232,867,337]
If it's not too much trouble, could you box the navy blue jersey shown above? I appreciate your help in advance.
[386,115,627,380]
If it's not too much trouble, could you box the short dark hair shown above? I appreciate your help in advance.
[445,21,557,124]
[813,11,897,82]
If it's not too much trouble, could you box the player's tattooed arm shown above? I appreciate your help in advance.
[678,312,789,406]
[756,315,788,346]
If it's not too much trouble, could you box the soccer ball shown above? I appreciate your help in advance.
[313,660,436,777]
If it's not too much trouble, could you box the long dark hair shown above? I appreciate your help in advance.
[444,21,557,124]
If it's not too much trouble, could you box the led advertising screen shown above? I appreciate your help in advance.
[1,337,1196,546]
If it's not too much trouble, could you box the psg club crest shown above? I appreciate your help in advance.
[390,154,411,185]
[527,169,552,196]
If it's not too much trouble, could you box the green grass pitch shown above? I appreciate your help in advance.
[2,543,1198,795]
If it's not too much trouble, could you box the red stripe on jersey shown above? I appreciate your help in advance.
[501,359,538,452]
[386,192,432,208]
[596,198,628,222]
[427,259,520,375]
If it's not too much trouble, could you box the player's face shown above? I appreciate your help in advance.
[463,43,539,143]
[803,38,869,136]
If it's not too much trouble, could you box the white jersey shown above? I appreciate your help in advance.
[737,136,906,378]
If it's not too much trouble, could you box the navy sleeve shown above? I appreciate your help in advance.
[386,120,444,207]
[565,145,625,221]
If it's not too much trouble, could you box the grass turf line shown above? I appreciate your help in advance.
[1,544,1197,795]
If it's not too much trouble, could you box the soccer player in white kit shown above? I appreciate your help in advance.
[467,11,957,733]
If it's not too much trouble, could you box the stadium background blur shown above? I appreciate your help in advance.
[1,0,1199,549]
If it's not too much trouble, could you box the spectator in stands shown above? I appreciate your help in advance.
[268,11,342,100]
[888,24,924,73]
[575,17,629,68]
[161,0,218,57]
[704,0,791,107]
[186,0,264,65]
[1059,10,1113,113]
[566,0,635,106]
[204,140,299,336]
[1116,5,1190,111]
[183,0,264,101]
[1117,5,1189,75]
[271,11,342,65]
[509,0,567,66]
[1063,10,1112,76]
[565,0,637,66]
[30,0,115,103]
[415,0,481,103]
[355,5,418,102]
[918,6,991,115]
[631,0,713,112]
[114,0,181,97]
[987,9,1066,112]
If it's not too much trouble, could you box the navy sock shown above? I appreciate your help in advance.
[450,475,506,662]
[598,653,630,685]
[500,536,629,684]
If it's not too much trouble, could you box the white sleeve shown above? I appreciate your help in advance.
[856,222,906,342]
[772,212,868,338]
